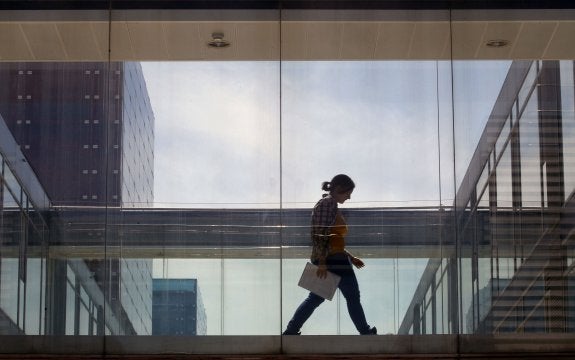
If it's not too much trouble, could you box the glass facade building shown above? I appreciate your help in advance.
[152,279,207,336]
[0,60,154,336]
[0,61,153,206]
[402,60,575,335]
[1,0,575,357]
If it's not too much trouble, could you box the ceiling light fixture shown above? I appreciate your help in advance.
[207,32,230,48]
[485,39,509,48]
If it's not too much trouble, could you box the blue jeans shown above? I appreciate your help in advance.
[284,253,371,334]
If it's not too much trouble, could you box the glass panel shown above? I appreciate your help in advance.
[451,53,514,337]
[477,165,490,209]
[425,302,433,334]
[497,145,514,209]
[452,61,512,188]
[453,4,575,337]
[517,62,538,112]
[282,25,453,334]
[24,259,43,334]
[519,83,543,261]
[494,145,514,299]
[452,5,544,336]
[0,2,111,342]
[519,89,541,209]
[139,59,282,334]
[496,117,511,159]
[0,258,19,328]
[65,280,75,336]
[561,61,575,200]
[434,273,443,333]
[477,258,491,332]
[1,185,20,331]
[3,166,21,206]
[281,5,453,333]
[106,0,282,335]
[79,300,89,335]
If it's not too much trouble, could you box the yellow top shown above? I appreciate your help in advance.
[329,211,347,255]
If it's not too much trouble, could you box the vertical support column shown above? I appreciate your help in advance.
[413,303,421,335]
[97,304,105,335]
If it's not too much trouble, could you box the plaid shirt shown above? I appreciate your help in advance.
[310,194,338,263]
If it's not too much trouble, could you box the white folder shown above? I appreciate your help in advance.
[297,262,341,300]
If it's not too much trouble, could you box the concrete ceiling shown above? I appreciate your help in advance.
[0,9,575,61]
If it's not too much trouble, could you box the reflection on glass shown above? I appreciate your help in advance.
[477,164,490,209]
[519,90,541,208]
[282,61,449,208]
[496,117,511,159]
[0,54,570,341]
[153,259,218,335]
[517,62,537,111]
[24,259,43,335]
[3,166,21,206]
[0,259,19,326]
[497,145,513,208]
[561,61,575,200]
[65,279,75,335]
[452,61,512,186]
[0,4,573,357]
[143,62,280,209]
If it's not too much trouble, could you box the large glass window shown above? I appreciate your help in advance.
[1,1,575,356]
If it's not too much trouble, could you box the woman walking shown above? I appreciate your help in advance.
[283,174,377,335]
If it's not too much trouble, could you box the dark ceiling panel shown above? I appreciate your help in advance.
[1,0,574,10]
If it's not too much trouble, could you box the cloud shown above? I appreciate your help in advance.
[143,60,508,209]
[281,62,446,207]
[143,62,280,207]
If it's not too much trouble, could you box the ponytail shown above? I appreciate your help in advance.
[321,174,355,194]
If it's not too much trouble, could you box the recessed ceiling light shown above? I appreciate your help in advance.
[486,39,509,48]
[208,32,230,48]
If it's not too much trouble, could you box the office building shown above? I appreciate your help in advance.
[0,61,155,335]
[401,60,575,335]
[0,62,154,207]
[152,279,207,336]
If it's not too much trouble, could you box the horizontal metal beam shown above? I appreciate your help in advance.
[1,243,511,259]
[2,334,575,355]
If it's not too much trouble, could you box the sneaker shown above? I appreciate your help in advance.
[282,330,301,335]
[361,326,377,335]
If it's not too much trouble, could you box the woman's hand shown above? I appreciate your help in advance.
[350,256,365,269]
[316,263,328,279]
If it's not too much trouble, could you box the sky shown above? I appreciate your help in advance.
[141,60,511,335]
[143,60,510,209]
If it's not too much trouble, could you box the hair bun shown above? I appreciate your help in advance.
[321,181,331,191]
